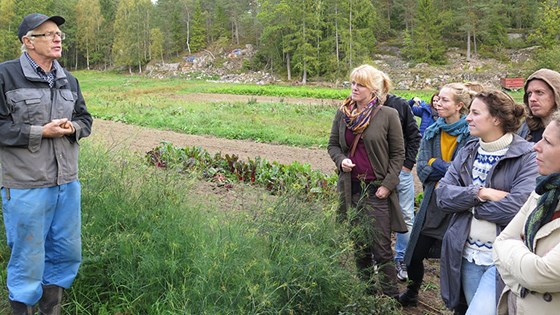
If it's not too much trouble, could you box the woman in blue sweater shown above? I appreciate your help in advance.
[408,93,439,135]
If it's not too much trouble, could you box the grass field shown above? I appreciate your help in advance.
[75,71,437,148]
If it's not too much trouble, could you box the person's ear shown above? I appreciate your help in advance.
[22,37,34,50]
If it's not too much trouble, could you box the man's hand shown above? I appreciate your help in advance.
[42,118,75,138]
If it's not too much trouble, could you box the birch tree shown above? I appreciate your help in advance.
[76,0,103,69]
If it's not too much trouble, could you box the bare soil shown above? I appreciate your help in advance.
[90,118,336,174]
[87,93,448,315]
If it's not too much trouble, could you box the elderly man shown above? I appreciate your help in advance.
[0,13,92,314]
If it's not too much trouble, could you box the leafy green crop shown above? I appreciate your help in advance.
[146,142,338,199]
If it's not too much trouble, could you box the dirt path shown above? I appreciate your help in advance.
[90,119,337,174]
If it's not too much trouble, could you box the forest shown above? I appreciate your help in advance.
[0,0,559,82]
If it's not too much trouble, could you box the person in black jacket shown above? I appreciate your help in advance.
[385,94,421,282]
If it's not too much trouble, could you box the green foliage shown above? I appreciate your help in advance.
[0,28,19,62]
[1,143,399,314]
[209,4,229,43]
[527,0,560,49]
[476,0,508,50]
[415,192,424,207]
[0,0,545,81]
[402,0,448,65]
[504,0,539,29]
[188,2,206,53]
[146,142,338,198]
[156,1,188,56]
[112,0,152,72]
[205,84,348,99]
[76,0,104,69]
[150,28,164,62]
[530,46,560,73]
[258,0,382,81]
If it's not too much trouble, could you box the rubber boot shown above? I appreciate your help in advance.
[398,286,419,307]
[38,285,63,315]
[9,300,35,315]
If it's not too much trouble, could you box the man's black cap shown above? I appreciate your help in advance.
[18,13,65,43]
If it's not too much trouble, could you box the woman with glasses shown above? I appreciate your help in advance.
[436,90,538,315]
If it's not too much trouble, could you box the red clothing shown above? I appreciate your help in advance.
[551,211,560,222]
[345,128,376,182]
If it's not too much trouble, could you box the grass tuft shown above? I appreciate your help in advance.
[0,143,403,314]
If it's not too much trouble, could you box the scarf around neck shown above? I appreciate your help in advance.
[523,173,560,252]
[423,116,470,143]
[340,96,379,134]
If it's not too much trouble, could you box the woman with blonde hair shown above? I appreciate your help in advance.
[436,90,539,314]
[399,83,475,307]
[328,64,406,298]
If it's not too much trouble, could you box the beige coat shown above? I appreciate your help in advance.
[494,191,560,315]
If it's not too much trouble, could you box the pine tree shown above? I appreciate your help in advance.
[477,0,508,50]
[283,0,324,84]
[257,0,293,78]
[188,2,206,53]
[402,0,448,64]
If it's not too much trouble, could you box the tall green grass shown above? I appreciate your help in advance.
[0,143,402,314]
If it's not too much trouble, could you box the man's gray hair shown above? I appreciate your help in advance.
[20,30,34,53]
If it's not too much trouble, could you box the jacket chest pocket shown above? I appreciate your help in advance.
[6,89,48,125]
[55,89,76,119]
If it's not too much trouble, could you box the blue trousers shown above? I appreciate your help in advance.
[395,170,415,261]
[462,258,497,315]
[2,182,82,305]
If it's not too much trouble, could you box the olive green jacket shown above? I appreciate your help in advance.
[327,105,406,232]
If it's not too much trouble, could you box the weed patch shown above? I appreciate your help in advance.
[0,143,404,313]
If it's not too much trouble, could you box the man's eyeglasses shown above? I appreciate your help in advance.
[30,31,65,40]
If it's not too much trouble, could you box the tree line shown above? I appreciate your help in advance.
[0,0,558,82]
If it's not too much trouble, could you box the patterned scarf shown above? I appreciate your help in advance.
[523,173,560,252]
[423,116,470,143]
[340,96,378,134]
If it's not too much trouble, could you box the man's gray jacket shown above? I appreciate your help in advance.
[0,54,92,188]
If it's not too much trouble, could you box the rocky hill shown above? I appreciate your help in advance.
[146,44,538,90]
